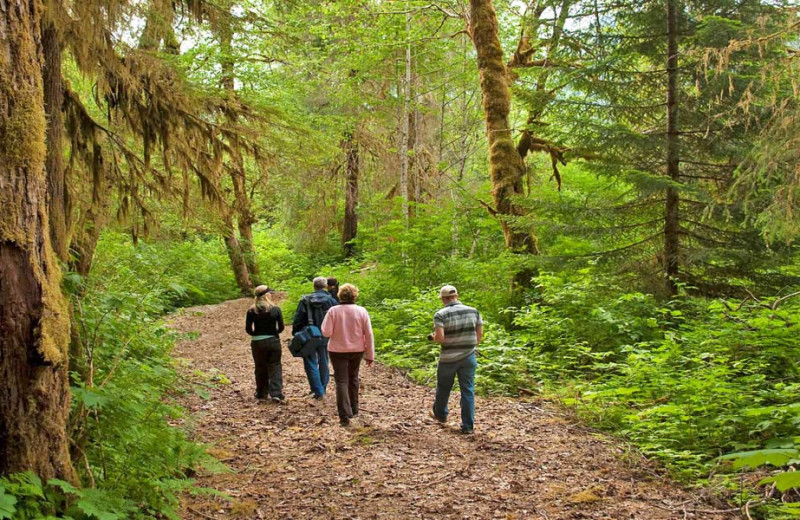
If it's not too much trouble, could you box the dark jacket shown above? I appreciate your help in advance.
[246,306,285,337]
[292,290,337,335]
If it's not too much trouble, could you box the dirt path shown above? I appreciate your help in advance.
[171,298,735,520]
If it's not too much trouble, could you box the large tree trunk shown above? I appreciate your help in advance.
[469,0,538,287]
[664,0,680,295]
[0,0,76,482]
[342,132,359,257]
[219,15,259,285]
[42,19,70,262]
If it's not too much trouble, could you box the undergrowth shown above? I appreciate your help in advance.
[3,228,797,518]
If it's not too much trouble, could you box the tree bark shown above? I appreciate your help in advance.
[219,13,259,284]
[138,0,177,53]
[342,132,359,257]
[0,0,76,482]
[469,0,539,258]
[42,19,70,263]
[399,4,411,221]
[223,212,253,294]
[664,0,681,295]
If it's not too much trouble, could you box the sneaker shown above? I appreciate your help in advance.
[459,427,474,435]
[429,410,447,424]
[270,396,286,405]
[312,394,324,400]
[340,418,351,427]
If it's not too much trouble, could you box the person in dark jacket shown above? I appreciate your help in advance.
[292,277,338,399]
[327,277,340,303]
[245,286,285,403]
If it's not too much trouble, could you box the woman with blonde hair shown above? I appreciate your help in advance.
[245,286,285,403]
[321,283,374,426]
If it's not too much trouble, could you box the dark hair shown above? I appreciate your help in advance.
[327,277,339,299]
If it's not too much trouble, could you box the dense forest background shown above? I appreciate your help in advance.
[1,0,800,517]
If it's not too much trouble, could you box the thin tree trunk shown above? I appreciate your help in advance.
[342,132,359,257]
[43,19,70,262]
[0,0,76,482]
[469,0,538,271]
[399,5,411,220]
[664,0,681,295]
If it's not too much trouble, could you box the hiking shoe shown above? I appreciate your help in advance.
[312,394,324,400]
[340,418,351,427]
[270,396,286,405]
[459,427,474,435]
[429,410,447,424]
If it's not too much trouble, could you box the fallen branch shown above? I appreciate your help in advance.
[188,507,218,520]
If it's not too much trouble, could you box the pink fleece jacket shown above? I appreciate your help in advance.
[320,304,375,361]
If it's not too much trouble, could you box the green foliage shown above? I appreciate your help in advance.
[49,233,235,519]
[364,262,800,487]
[0,472,135,520]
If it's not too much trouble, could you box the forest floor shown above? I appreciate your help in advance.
[170,298,738,520]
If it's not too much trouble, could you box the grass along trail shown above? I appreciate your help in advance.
[170,298,735,520]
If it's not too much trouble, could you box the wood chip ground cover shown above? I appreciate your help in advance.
[170,299,736,519]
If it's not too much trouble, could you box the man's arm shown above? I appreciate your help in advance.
[291,298,306,335]
[433,326,445,344]
[476,323,483,345]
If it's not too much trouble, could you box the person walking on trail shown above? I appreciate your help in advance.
[245,286,285,403]
[320,283,375,427]
[292,276,338,399]
[327,277,340,303]
[429,284,483,434]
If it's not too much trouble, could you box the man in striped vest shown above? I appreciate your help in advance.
[429,285,483,434]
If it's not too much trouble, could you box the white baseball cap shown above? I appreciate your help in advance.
[439,285,458,298]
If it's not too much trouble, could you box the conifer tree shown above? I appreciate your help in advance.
[0,0,76,482]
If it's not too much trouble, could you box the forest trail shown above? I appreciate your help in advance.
[171,299,735,520]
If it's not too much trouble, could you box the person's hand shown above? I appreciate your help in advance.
[427,333,434,341]
[365,359,374,367]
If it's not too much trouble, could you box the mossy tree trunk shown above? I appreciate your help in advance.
[219,15,259,285]
[0,0,76,482]
[42,17,70,263]
[469,0,538,287]
[342,132,359,257]
[223,211,253,294]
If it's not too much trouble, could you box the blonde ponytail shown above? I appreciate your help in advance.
[253,285,275,314]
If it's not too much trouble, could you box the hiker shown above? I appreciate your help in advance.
[429,284,483,434]
[320,283,374,426]
[245,286,285,403]
[327,277,340,303]
[292,277,338,399]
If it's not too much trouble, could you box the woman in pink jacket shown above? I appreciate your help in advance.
[320,283,375,426]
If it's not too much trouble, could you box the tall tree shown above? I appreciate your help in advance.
[468,0,538,291]
[342,130,359,256]
[664,0,680,294]
[216,8,259,288]
[0,0,75,482]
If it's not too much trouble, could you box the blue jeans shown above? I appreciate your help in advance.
[302,341,330,397]
[433,352,476,431]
